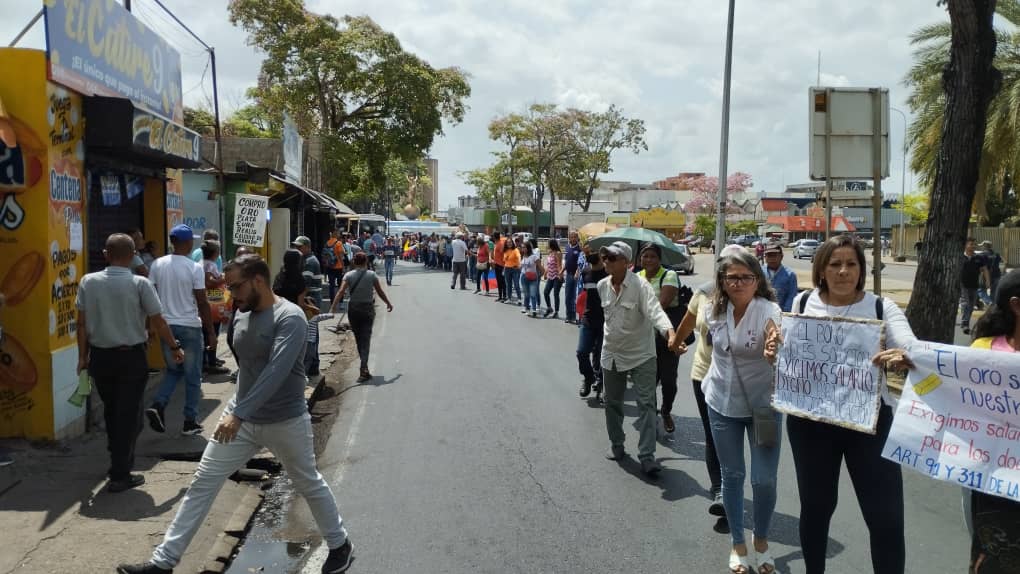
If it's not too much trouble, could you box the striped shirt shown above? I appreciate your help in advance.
[306,313,335,342]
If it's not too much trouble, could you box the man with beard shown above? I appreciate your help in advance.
[118,254,353,574]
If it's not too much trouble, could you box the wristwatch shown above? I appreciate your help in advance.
[170,340,182,351]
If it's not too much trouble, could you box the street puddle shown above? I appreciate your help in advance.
[225,473,314,574]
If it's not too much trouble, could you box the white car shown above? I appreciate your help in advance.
[793,239,820,260]
[670,244,694,275]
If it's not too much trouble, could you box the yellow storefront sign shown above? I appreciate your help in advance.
[0,49,86,439]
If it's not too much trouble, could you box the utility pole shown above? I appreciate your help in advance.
[714,0,736,258]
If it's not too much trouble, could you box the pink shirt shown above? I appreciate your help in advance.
[992,336,1017,352]
[545,252,561,280]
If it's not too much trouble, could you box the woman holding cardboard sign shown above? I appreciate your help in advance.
[677,248,783,574]
[788,234,917,574]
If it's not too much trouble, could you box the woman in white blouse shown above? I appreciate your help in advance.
[685,249,782,574]
[788,234,915,574]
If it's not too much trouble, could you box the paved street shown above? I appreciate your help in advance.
[287,260,970,573]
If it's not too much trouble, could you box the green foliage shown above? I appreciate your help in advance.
[727,219,759,236]
[892,192,931,225]
[693,215,716,240]
[228,0,471,206]
[184,107,216,136]
[569,105,647,211]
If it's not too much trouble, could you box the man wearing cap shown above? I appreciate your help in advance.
[292,236,324,311]
[598,241,678,476]
[450,232,469,290]
[146,224,217,436]
[762,242,798,313]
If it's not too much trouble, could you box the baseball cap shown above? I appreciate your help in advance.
[599,241,633,262]
[764,243,783,254]
[169,224,193,243]
[981,240,993,247]
[291,236,311,247]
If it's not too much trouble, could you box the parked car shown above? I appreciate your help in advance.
[668,244,695,275]
[730,234,760,247]
[794,239,820,259]
[788,239,801,249]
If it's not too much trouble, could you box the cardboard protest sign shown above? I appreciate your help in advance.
[232,194,268,247]
[883,342,1020,501]
[774,314,884,433]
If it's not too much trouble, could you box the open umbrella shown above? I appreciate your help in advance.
[586,227,689,267]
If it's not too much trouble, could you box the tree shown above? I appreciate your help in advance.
[461,161,514,229]
[228,0,470,205]
[224,103,279,138]
[183,107,216,136]
[693,215,717,247]
[488,114,527,232]
[569,105,647,212]
[892,192,931,225]
[904,1,1019,219]
[680,173,754,214]
[906,0,1002,343]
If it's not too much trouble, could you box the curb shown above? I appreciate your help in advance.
[200,485,267,573]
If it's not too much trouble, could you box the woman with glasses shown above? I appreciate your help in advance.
[788,234,916,574]
[680,249,782,574]
[502,239,522,304]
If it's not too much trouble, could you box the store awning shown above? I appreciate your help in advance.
[268,174,354,214]
[84,96,201,169]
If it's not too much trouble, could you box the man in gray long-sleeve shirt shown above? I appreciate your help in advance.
[118,255,354,574]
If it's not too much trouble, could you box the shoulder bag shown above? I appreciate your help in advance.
[729,319,779,448]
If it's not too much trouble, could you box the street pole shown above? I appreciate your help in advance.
[824,88,833,241]
[871,89,884,295]
[891,107,908,259]
[714,0,736,258]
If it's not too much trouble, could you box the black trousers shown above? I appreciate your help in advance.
[90,345,149,480]
[494,264,506,299]
[691,379,722,491]
[787,405,905,574]
[654,334,679,416]
[348,305,375,370]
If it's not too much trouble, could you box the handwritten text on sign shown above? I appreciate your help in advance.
[232,194,268,247]
[884,342,1020,501]
[774,314,883,433]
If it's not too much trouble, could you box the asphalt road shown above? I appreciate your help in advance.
[298,260,970,573]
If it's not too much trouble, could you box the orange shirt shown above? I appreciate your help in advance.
[493,239,506,266]
[503,247,521,269]
[326,238,344,270]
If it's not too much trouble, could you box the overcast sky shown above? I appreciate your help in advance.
[3,0,951,208]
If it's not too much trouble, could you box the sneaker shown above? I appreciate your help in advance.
[203,365,230,375]
[605,445,626,460]
[322,539,353,573]
[145,404,166,433]
[450,284,455,290]
[551,312,559,319]
[117,562,172,574]
[521,308,528,314]
[641,458,663,476]
[474,289,481,294]
[357,369,372,383]
[579,379,594,397]
[709,490,725,516]
[108,474,146,493]
[543,308,552,318]
[530,311,538,318]
[181,420,203,436]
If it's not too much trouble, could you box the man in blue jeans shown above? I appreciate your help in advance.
[146,224,217,436]
[382,236,398,286]
[119,255,353,574]
[563,231,582,323]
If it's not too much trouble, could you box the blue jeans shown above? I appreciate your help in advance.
[708,406,783,546]
[522,276,539,310]
[154,325,204,421]
[564,274,577,320]
[151,413,346,569]
[468,257,477,280]
[384,257,395,284]
[505,268,521,300]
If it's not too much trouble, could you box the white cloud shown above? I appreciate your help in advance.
[0,0,943,204]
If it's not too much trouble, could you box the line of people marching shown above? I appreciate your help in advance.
[431,230,1020,574]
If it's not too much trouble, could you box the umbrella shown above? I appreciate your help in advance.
[586,226,690,267]
[577,221,617,243]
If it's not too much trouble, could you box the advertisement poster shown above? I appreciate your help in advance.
[774,314,884,433]
[883,342,1020,501]
[166,169,184,231]
[43,0,184,122]
[233,193,268,247]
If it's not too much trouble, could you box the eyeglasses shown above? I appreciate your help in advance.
[724,274,757,286]
[227,278,251,292]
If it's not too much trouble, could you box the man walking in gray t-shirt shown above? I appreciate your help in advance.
[118,255,353,574]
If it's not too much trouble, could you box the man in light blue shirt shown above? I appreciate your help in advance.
[763,243,798,312]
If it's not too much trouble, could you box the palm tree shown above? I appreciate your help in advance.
[905,1,1020,223]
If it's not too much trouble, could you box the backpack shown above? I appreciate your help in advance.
[797,291,884,320]
[321,243,338,268]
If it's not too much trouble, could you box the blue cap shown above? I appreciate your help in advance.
[169,224,194,243]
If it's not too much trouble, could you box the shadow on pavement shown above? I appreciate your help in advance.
[79,486,187,521]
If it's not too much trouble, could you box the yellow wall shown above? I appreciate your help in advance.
[0,49,86,438]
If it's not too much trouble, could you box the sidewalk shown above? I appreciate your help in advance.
[0,322,349,574]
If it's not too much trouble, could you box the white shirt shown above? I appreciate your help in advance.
[149,254,205,328]
[598,270,674,371]
[792,289,917,405]
[451,239,468,263]
[701,296,782,418]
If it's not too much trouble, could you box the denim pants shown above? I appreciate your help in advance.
[304,332,320,376]
[505,268,522,300]
[960,287,979,328]
[576,321,603,384]
[522,276,539,310]
[788,405,904,574]
[692,380,722,493]
[468,257,477,281]
[603,357,658,461]
[384,257,395,284]
[154,325,204,420]
[708,406,783,546]
[543,277,563,313]
[564,274,577,320]
[150,413,347,569]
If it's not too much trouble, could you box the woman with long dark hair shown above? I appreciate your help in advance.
[543,239,564,318]
[273,249,307,305]
[968,270,1020,573]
